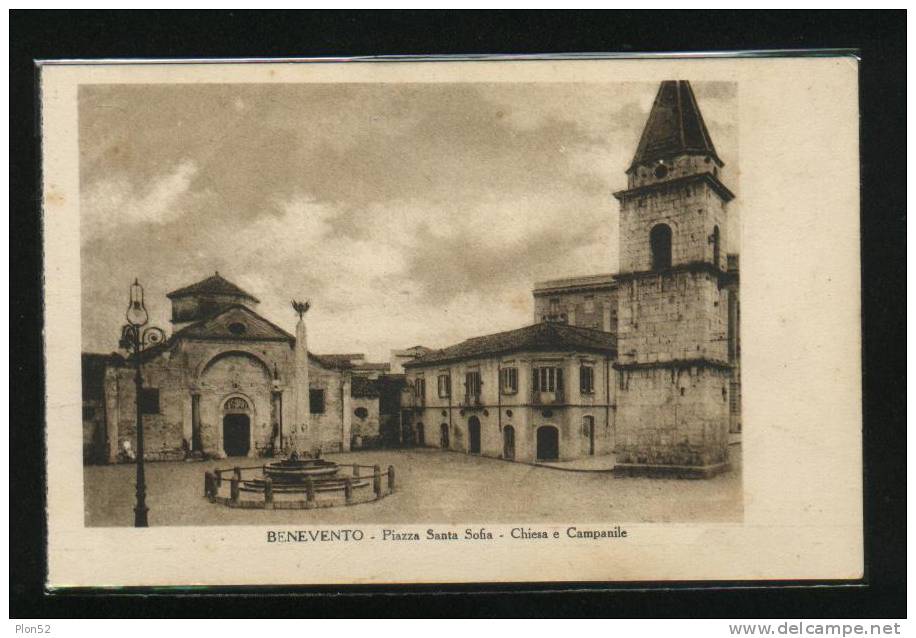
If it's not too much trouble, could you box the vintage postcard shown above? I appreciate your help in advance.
[42,55,862,587]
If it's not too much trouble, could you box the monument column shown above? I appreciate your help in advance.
[292,300,311,451]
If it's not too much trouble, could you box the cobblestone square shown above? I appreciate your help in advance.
[84,447,742,527]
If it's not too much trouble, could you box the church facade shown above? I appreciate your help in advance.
[403,80,740,475]
[82,273,388,463]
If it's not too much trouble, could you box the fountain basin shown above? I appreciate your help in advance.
[263,459,341,482]
[204,458,395,510]
[240,477,370,493]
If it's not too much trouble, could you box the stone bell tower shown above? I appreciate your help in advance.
[613,80,734,478]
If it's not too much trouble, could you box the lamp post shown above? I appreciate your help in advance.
[119,279,165,527]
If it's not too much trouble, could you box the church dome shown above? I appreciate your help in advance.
[166,272,259,325]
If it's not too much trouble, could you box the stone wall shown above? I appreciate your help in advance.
[619,179,727,274]
[725,258,742,433]
[533,287,618,333]
[350,395,381,447]
[101,337,355,461]
[197,350,275,456]
[108,359,187,460]
[615,364,730,471]
[628,155,720,190]
[617,272,729,365]
[614,151,733,476]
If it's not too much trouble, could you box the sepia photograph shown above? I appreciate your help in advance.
[78,78,742,528]
[40,55,863,587]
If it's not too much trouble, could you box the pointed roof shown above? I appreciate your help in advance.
[404,322,616,368]
[166,272,259,303]
[628,80,721,173]
[173,305,292,342]
[169,305,355,370]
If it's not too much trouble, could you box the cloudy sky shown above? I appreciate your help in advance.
[80,81,738,361]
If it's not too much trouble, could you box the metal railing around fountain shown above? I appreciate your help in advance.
[203,459,395,510]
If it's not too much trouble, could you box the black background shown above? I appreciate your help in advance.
[10,10,906,619]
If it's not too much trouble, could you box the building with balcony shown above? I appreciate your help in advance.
[401,322,616,463]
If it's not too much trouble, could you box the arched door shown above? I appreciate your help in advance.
[440,423,450,449]
[536,426,559,461]
[201,353,269,456]
[223,414,251,457]
[222,396,252,457]
[468,416,481,454]
[503,425,515,460]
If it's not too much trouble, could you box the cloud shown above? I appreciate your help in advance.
[78,81,737,360]
[81,159,199,241]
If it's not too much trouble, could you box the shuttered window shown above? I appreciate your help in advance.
[532,367,563,392]
[465,371,481,398]
[500,367,518,394]
[580,365,595,394]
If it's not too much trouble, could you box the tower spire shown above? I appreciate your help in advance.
[628,80,721,173]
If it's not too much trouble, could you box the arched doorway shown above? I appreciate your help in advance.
[416,422,425,447]
[503,425,515,460]
[223,396,251,457]
[440,423,450,449]
[200,352,270,457]
[536,426,559,461]
[468,416,481,454]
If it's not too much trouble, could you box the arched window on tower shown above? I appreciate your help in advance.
[650,223,672,270]
[712,225,721,268]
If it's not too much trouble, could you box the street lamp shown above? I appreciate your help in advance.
[119,278,165,527]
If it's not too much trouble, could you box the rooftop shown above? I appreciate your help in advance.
[353,362,392,372]
[307,354,394,372]
[173,304,292,342]
[315,354,366,367]
[628,80,722,173]
[533,272,617,294]
[139,305,353,371]
[404,322,616,368]
[392,345,432,355]
[166,272,260,303]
